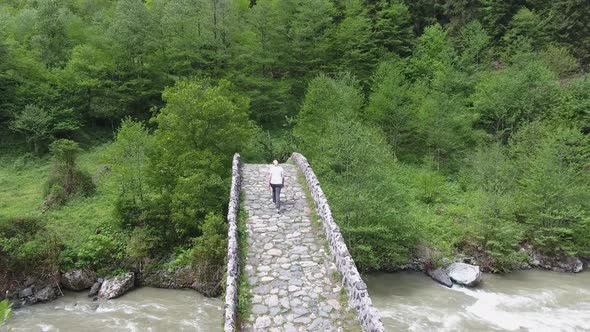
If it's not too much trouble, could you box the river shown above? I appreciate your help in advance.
[8,288,222,331]
[7,271,589,331]
[366,269,590,332]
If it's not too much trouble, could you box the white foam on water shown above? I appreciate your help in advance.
[139,303,167,310]
[95,303,137,315]
[452,285,590,331]
[37,323,54,332]
[379,304,465,332]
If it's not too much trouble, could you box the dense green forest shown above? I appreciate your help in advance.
[1,0,589,295]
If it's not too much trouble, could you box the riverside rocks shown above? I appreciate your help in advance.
[98,272,134,299]
[427,268,453,288]
[446,263,482,287]
[61,269,96,291]
[88,279,103,297]
[15,285,59,306]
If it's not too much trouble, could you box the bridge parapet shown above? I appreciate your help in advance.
[223,153,241,332]
[291,152,385,332]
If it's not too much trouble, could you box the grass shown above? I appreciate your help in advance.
[0,154,48,223]
[236,192,252,324]
[295,167,331,254]
[0,143,118,248]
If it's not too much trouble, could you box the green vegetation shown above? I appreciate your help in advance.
[1,0,590,296]
[237,195,251,323]
[0,299,12,328]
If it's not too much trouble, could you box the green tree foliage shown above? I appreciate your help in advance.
[9,105,79,153]
[295,75,418,271]
[374,1,414,56]
[1,0,590,279]
[472,59,560,141]
[109,118,153,203]
[0,218,61,277]
[191,213,227,295]
[331,0,379,86]
[149,79,255,238]
[502,8,549,56]
[509,123,590,256]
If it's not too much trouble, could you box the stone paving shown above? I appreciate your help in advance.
[241,163,354,332]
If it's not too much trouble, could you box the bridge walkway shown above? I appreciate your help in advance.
[240,163,354,331]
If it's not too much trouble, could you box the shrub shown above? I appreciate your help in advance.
[127,226,158,270]
[191,213,227,294]
[75,234,125,272]
[0,299,12,327]
[0,218,61,276]
[44,139,95,208]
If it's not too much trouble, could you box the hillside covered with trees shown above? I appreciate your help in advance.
[1,0,589,297]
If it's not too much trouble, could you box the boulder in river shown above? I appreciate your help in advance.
[98,272,134,299]
[33,286,58,303]
[427,268,453,288]
[446,263,482,287]
[61,269,96,291]
[88,279,103,298]
[19,286,34,298]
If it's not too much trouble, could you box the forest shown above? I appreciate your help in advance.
[1,0,589,298]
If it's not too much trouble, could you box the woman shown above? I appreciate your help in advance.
[268,160,285,212]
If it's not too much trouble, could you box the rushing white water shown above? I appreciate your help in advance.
[366,269,590,332]
[8,287,223,331]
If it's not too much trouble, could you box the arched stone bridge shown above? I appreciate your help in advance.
[223,153,384,332]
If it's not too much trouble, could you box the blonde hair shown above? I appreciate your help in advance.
[272,160,278,165]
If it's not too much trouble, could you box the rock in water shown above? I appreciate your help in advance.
[98,273,135,299]
[88,280,103,297]
[427,268,453,288]
[446,263,482,287]
[61,270,96,291]
[19,286,34,298]
[33,286,58,303]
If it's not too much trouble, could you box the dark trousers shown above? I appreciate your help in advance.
[271,184,282,209]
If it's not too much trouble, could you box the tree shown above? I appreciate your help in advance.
[472,60,560,141]
[502,8,549,56]
[32,0,72,68]
[109,118,153,203]
[294,75,418,270]
[331,0,379,86]
[456,21,491,71]
[509,122,590,256]
[149,78,256,238]
[410,24,456,81]
[365,60,415,159]
[374,1,414,56]
[9,105,79,153]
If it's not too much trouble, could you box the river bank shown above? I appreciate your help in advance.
[367,269,590,331]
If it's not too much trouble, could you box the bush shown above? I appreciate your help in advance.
[74,234,125,272]
[510,123,590,256]
[44,139,95,208]
[127,226,158,270]
[458,191,527,272]
[191,213,227,294]
[0,299,12,327]
[0,218,61,276]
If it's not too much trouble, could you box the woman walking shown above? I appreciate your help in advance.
[268,160,285,212]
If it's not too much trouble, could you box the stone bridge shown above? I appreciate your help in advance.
[223,153,384,332]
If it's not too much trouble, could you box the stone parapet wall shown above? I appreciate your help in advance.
[223,153,242,332]
[291,153,385,332]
